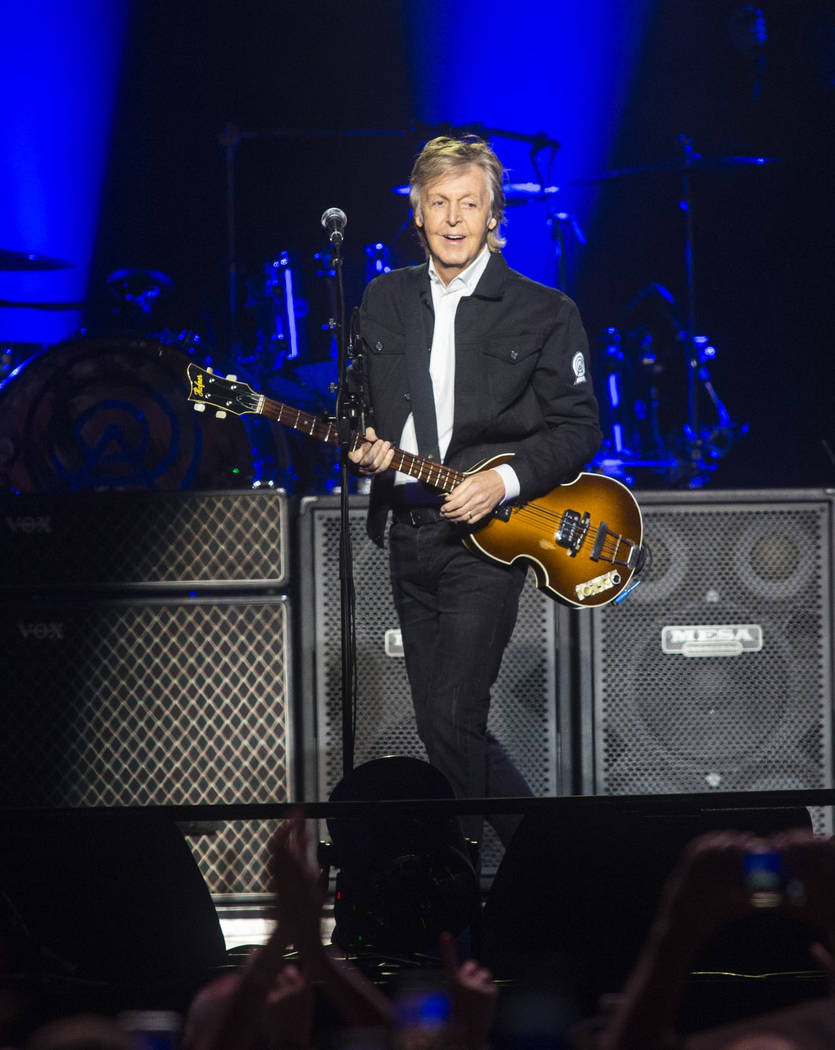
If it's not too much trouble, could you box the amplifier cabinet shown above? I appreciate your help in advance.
[576,489,834,798]
[0,488,290,591]
[0,594,293,809]
[298,495,564,871]
[0,489,295,896]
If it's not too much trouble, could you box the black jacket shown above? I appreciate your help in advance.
[355,251,602,545]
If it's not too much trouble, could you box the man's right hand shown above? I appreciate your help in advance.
[348,426,395,475]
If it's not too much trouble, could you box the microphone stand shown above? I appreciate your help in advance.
[328,227,366,778]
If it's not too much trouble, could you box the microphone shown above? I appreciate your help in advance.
[321,207,347,245]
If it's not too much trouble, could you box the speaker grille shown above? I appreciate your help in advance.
[0,596,293,893]
[590,495,833,796]
[1,595,292,806]
[0,489,289,590]
[187,818,282,896]
[301,497,558,871]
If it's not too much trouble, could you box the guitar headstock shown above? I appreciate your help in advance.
[186,362,262,419]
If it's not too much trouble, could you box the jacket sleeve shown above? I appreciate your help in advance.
[506,295,602,501]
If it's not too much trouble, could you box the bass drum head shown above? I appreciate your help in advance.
[0,333,259,493]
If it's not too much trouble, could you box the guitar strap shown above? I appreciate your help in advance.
[403,283,441,464]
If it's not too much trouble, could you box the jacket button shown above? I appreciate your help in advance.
[510,349,519,361]
[375,340,383,353]
[403,392,411,401]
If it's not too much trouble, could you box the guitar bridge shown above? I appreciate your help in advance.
[592,523,642,569]
[556,509,590,557]
[591,522,610,562]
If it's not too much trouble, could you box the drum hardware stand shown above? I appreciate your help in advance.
[678,134,754,482]
[676,134,750,479]
[547,210,585,295]
[679,134,701,472]
[595,294,746,486]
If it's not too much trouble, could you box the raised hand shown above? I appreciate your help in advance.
[264,964,315,1050]
[770,829,835,987]
[440,931,498,1050]
[268,814,326,956]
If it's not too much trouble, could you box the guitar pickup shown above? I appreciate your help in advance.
[556,509,590,557]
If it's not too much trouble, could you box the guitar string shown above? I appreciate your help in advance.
[260,396,638,554]
[508,503,638,558]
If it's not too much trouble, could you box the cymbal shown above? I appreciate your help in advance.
[570,155,781,186]
[106,268,174,301]
[0,248,74,271]
[0,298,89,310]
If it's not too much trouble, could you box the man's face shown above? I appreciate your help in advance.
[415,163,496,285]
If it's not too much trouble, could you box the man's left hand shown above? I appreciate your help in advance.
[441,469,505,524]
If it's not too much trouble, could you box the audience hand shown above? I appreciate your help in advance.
[440,931,497,1050]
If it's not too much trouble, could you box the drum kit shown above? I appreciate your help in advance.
[0,243,344,492]
[578,142,764,485]
[0,135,769,494]
[0,252,260,493]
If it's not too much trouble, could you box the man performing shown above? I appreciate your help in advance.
[348,135,602,851]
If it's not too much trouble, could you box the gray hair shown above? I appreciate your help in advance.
[409,135,506,252]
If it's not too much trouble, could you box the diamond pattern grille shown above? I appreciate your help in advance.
[0,489,289,590]
[1,596,293,893]
[1,596,291,806]
[590,496,833,797]
[187,819,282,896]
[304,498,558,872]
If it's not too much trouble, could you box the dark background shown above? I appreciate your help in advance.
[86,0,834,493]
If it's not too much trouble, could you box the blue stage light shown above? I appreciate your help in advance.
[0,1,130,346]
[402,0,655,290]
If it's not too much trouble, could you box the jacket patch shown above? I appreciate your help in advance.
[572,351,587,384]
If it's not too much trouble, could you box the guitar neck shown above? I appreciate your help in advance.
[259,395,463,494]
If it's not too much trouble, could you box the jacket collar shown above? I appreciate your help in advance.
[471,250,508,300]
[408,251,508,304]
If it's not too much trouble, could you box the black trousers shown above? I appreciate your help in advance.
[388,518,532,848]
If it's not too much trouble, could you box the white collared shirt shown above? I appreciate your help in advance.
[395,248,519,501]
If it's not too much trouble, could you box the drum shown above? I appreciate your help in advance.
[0,333,260,493]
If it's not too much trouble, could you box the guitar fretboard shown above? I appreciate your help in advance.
[261,396,464,493]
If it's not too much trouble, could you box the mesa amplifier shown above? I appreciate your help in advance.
[576,489,834,799]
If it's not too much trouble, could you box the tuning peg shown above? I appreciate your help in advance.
[216,410,227,419]
[206,366,214,374]
[193,403,206,413]
[225,373,238,381]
